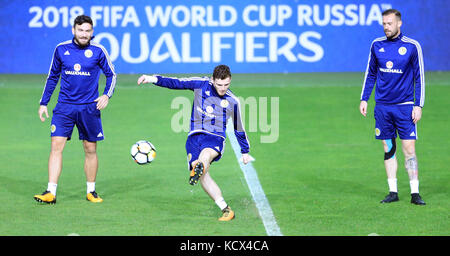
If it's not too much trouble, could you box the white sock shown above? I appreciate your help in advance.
[47,182,57,196]
[410,179,419,194]
[215,197,228,211]
[87,182,96,194]
[387,178,398,193]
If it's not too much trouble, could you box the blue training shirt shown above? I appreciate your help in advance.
[360,33,425,107]
[40,38,117,106]
[154,75,250,154]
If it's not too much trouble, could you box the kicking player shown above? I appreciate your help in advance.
[360,9,425,205]
[137,65,251,221]
[34,15,117,204]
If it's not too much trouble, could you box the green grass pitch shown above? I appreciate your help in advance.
[0,72,448,236]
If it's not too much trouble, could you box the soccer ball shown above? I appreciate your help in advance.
[130,140,156,165]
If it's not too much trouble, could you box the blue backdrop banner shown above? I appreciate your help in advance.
[0,0,448,73]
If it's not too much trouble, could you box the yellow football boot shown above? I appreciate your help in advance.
[218,206,235,221]
[86,191,103,203]
[34,191,56,204]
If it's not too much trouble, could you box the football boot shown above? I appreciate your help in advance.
[218,206,235,221]
[34,190,56,204]
[86,191,103,203]
[410,193,426,205]
[189,162,204,185]
[380,192,399,203]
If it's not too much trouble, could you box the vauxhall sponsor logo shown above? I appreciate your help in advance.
[65,70,92,76]
[65,63,91,76]
[379,60,403,73]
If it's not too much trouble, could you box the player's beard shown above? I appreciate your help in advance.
[74,34,91,47]
[384,27,400,40]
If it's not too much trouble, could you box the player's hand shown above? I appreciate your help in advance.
[359,101,368,117]
[95,94,109,110]
[412,106,422,124]
[137,75,157,85]
[242,154,250,164]
[38,105,49,122]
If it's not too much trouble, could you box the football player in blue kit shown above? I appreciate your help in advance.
[138,65,251,221]
[360,9,425,205]
[34,15,117,204]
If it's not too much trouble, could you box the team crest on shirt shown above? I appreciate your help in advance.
[220,99,229,108]
[386,61,394,69]
[74,63,81,72]
[398,47,407,55]
[51,124,56,133]
[375,128,381,136]
[84,49,93,58]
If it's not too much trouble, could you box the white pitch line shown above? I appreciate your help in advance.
[226,120,283,236]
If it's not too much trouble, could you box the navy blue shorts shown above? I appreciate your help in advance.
[185,133,225,170]
[51,102,104,142]
[374,104,417,140]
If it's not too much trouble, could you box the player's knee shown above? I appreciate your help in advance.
[50,141,66,153]
[401,140,416,155]
[83,143,97,155]
[84,149,97,156]
[384,138,396,160]
[403,147,415,158]
[198,153,211,164]
[200,148,218,161]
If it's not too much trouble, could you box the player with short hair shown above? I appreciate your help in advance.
[34,15,117,204]
[360,9,425,205]
[137,65,251,221]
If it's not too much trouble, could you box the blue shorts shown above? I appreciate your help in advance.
[374,104,417,140]
[185,132,225,170]
[51,102,104,142]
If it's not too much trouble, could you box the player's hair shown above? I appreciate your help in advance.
[382,9,401,20]
[73,15,93,28]
[213,65,232,80]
